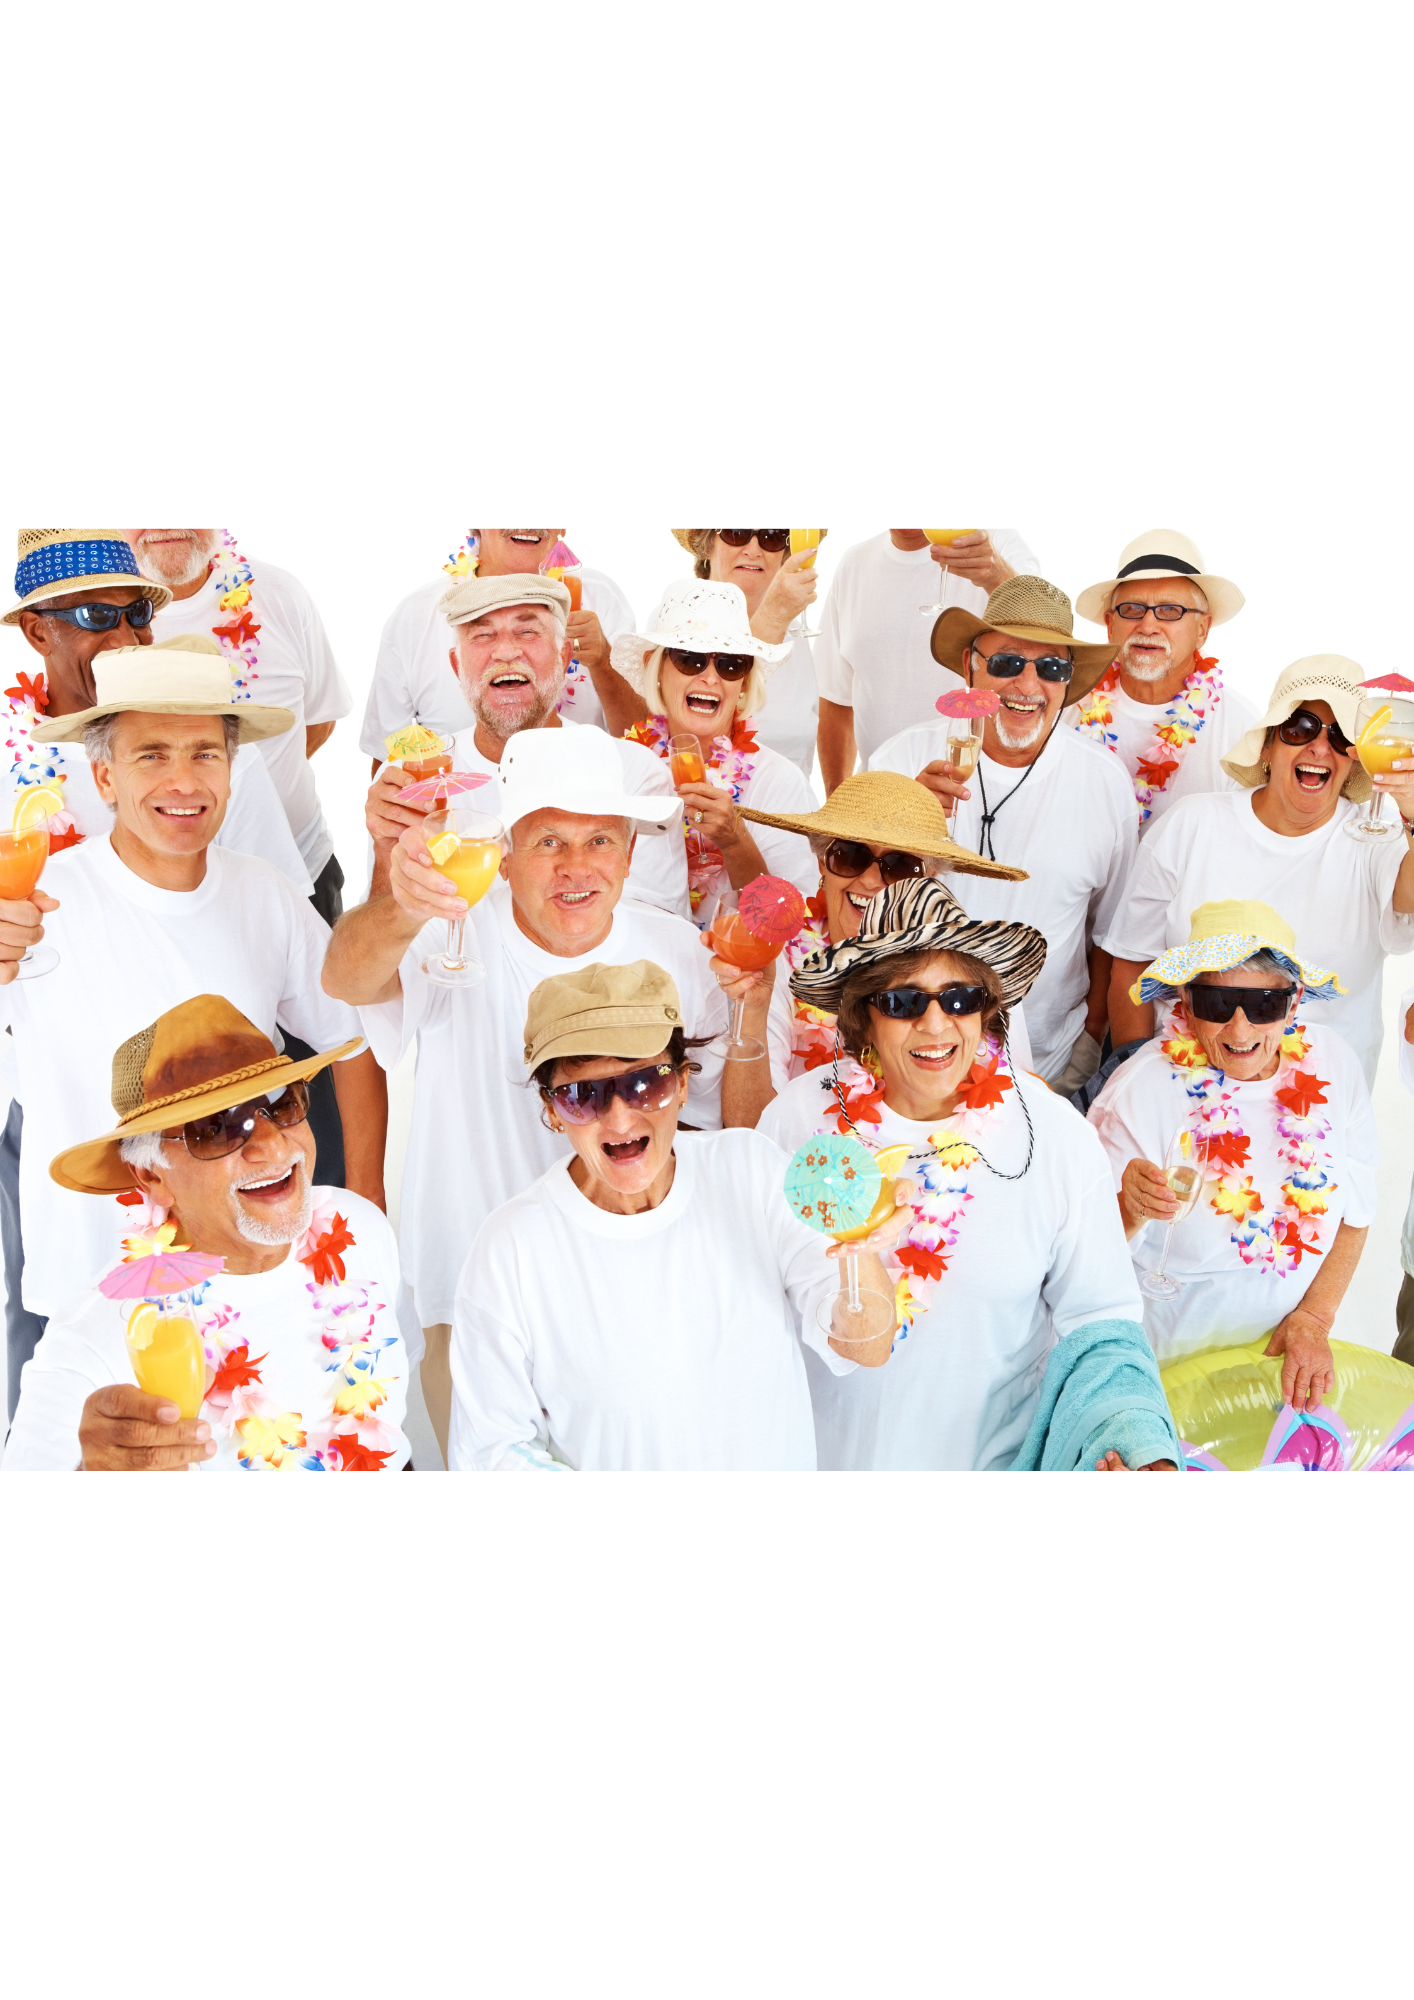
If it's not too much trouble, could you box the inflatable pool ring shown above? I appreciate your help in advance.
[1161,1338,1414,1470]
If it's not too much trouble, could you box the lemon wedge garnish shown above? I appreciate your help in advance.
[13,784,63,836]
[428,831,461,864]
[1357,704,1393,753]
[125,1302,159,1353]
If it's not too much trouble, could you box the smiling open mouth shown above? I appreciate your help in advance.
[489,671,531,688]
[1294,762,1331,790]
[237,1166,296,1200]
[685,691,721,714]
[908,1045,961,1069]
[154,804,205,817]
[556,889,597,907]
[603,1137,649,1163]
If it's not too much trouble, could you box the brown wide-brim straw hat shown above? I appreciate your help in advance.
[2,528,173,625]
[32,638,295,746]
[931,574,1118,705]
[1221,655,1373,803]
[51,994,363,1195]
[739,770,1029,884]
[790,877,1048,1015]
[671,530,828,555]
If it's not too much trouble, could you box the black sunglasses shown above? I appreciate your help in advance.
[717,530,791,553]
[974,648,1074,683]
[872,983,990,1020]
[664,647,755,680]
[822,840,929,886]
[38,598,156,633]
[170,1081,311,1162]
[1277,708,1353,755]
[1111,601,1203,622]
[1186,984,1295,1026]
[547,1061,681,1125]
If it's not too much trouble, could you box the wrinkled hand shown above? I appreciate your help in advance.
[754,550,818,636]
[706,943,775,1019]
[0,890,58,984]
[79,1384,215,1472]
[914,759,971,813]
[676,777,740,847]
[929,530,1014,595]
[366,762,433,846]
[389,821,482,925]
[825,1178,919,1261]
[1372,754,1414,827]
[1120,1158,1177,1230]
[566,609,608,676]
[1265,1307,1335,1413]
[1096,1448,1178,1471]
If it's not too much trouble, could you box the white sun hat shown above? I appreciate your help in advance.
[1076,529,1244,628]
[608,578,792,700]
[497,726,679,836]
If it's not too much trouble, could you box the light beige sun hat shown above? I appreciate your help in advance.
[3,529,172,625]
[32,637,295,745]
[1076,529,1244,628]
[1221,655,1371,801]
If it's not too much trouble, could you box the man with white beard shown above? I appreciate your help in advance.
[1066,530,1255,835]
[869,576,1136,1095]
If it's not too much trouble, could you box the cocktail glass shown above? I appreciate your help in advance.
[668,733,707,788]
[0,782,58,979]
[789,529,825,637]
[418,806,506,988]
[1346,694,1414,842]
[1140,1128,1211,1300]
[399,732,455,785]
[919,529,981,614]
[940,717,982,826]
[706,893,780,1062]
[822,1141,911,1347]
[125,1298,207,1423]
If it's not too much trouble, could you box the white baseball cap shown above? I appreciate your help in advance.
[497,727,679,836]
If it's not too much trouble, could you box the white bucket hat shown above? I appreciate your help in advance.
[1221,655,1372,802]
[498,727,679,836]
[1076,529,1244,628]
[609,579,791,700]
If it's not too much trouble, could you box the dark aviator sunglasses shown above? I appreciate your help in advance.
[547,1062,682,1125]
[167,1081,312,1162]
[822,839,929,886]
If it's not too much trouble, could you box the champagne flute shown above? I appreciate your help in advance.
[419,806,506,988]
[1140,1128,1211,1300]
[940,717,982,828]
[0,780,59,979]
[789,529,825,638]
[918,528,981,614]
[1346,694,1414,842]
[706,889,780,1062]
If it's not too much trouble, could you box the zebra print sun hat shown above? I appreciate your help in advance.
[788,876,1047,1015]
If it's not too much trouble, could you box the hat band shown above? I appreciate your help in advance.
[15,538,143,599]
[1116,553,1199,579]
[117,1053,292,1126]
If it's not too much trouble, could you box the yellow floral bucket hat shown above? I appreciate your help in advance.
[1130,900,1344,1007]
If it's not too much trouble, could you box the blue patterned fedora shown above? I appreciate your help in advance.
[3,529,172,626]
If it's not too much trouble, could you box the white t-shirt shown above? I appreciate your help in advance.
[869,722,1138,1083]
[452,718,689,921]
[449,1130,849,1471]
[1100,790,1414,1088]
[0,840,364,1320]
[153,557,352,878]
[754,630,820,782]
[360,568,637,752]
[1088,1026,1377,1364]
[813,531,1041,766]
[759,1066,1143,1469]
[357,879,729,1328]
[3,1190,408,1472]
[1064,674,1259,835]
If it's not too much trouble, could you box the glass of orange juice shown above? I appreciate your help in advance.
[919,530,981,615]
[1347,695,1414,842]
[0,781,60,979]
[419,806,506,986]
[789,529,825,636]
[125,1299,208,1425]
[668,733,707,787]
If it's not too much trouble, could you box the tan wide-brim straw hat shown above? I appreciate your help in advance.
[50,994,363,1196]
[1076,528,1244,628]
[3,528,173,625]
[671,530,827,556]
[32,638,295,746]
[739,770,1029,884]
[931,575,1118,705]
[1221,655,1373,803]
[789,877,1047,1015]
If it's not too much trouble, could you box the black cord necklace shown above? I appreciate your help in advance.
[973,716,1058,862]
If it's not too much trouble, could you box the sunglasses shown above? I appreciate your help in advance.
[38,598,156,633]
[664,647,755,680]
[170,1080,311,1162]
[872,983,991,1020]
[974,649,1074,683]
[822,839,929,886]
[1186,984,1295,1026]
[717,530,791,553]
[547,1061,682,1125]
[1276,708,1353,755]
[1111,601,1202,622]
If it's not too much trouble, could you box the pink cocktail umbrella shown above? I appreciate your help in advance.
[395,770,491,807]
[739,874,809,946]
[935,686,1001,719]
[98,1223,225,1300]
[1359,674,1414,694]
[539,539,580,573]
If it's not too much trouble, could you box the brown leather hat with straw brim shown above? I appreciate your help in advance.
[739,770,1028,883]
[931,574,1117,705]
[50,995,363,1196]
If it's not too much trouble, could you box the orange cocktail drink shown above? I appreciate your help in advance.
[125,1304,207,1421]
[0,828,48,901]
[669,740,707,786]
[708,908,780,972]
[420,806,506,987]
[402,751,454,783]
[789,528,824,569]
[431,835,503,908]
[923,529,978,545]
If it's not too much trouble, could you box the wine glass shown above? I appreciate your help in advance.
[0,780,58,979]
[1140,1128,1211,1300]
[918,528,981,615]
[705,889,780,1062]
[939,716,982,828]
[789,529,826,638]
[418,806,506,988]
[822,1142,911,1349]
[1345,694,1414,842]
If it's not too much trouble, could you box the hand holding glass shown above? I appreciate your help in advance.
[419,806,506,988]
[1140,1129,1211,1299]
[0,782,59,979]
[706,893,778,1062]
[1347,695,1414,842]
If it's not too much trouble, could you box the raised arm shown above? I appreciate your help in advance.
[323,821,467,1007]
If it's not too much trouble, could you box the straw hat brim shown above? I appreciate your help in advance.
[738,779,1028,884]
[931,609,1117,702]
[789,905,1048,1015]
[1132,935,1344,1006]
[1075,570,1244,627]
[49,1035,364,1195]
[1220,661,1372,802]
[2,576,174,626]
[33,697,296,747]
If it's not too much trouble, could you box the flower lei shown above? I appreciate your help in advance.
[1071,650,1223,825]
[784,890,835,1074]
[440,529,589,714]
[2,669,82,850]
[208,531,262,701]
[809,1035,1017,1334]
[1159,1008,1337,1278]
[117,1203,402,1472]
[624,712,761,916]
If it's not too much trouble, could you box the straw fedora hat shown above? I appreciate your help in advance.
[739,769,1028,883]
[1076,529,1244,628]
[789,876,1047,1015]
[609,579,792,699]
[1129,900,1343,1008]
[3,529,172,625]
[931,575,1118,705]
[50,995,363,1196]
[1221,655,1372,802]
[32,637,295,746]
